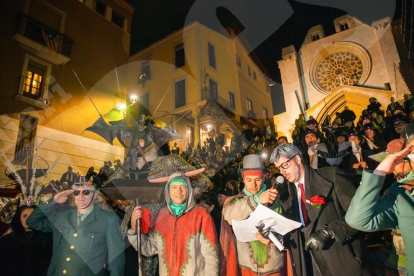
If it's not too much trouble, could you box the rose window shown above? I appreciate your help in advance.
[315,52,363,93]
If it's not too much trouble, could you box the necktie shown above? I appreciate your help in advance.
[77,213,82,226]
[298,183,308,225]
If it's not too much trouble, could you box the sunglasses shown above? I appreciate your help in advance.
[73,190,92,196]
[394,122,407,128]
[276,155,296,170]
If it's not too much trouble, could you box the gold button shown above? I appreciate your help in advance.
[70,245,74,249]
[66,257,70,261]
[91,235,94,238]
[63,270,67,274]
[74,233,77,237]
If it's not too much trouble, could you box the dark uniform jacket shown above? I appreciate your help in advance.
[27,202,125,276]
[279,165,374,276]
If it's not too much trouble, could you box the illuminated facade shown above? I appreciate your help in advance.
[275,15,412,138]
[128,22,274,150]
[0,0,133,182]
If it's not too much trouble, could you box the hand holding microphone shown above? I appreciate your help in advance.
[259,176,284,207]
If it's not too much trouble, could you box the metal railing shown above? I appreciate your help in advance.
[201,88,235,111]
[15,13,73,57]
[20,75,49,101]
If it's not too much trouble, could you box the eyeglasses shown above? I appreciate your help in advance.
[73,190,92,196]
[276,155,296,170]
[394,122,407,128]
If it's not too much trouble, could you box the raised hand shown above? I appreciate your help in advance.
[258,188,278,205]
[374,145,413,176]
[53,190,74,204]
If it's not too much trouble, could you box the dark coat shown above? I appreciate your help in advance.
[302,151,329,169]
[361,136,387,169]
[0,230,53,276]
[27,202,125,276]
[279,165,374,276]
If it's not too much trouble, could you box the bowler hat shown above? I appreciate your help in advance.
[241,154,264,171]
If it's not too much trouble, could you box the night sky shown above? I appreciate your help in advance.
[126,0,401,115]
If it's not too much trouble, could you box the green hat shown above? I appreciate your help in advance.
[168,176,187,188]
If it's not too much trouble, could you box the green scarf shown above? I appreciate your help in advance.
[169,202,186,216]
[244,184,279,265]
[244,185,266,204]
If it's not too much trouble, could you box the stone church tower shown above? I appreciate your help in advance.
[275,15,411,138]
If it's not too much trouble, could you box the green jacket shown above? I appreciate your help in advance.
[345,171,414,275]
[27,201,125,276]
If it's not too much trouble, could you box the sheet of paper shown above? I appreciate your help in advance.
[232,204,302,243]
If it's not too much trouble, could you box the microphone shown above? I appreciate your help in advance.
[265,176,284,207]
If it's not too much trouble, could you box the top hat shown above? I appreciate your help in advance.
[393,114,409,123]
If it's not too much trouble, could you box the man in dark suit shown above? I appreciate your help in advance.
[27,182,125,276]
[302,128,329,169]
[257,144,373,276]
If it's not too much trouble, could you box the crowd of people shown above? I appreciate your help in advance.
[1,95,414,276]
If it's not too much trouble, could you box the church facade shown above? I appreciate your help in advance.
[274,14,411,138]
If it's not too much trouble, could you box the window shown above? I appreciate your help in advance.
[339,21,349,31]
[209,79,218,101]
[111,11,124,29]
[236,55,241,67]
[246,98,253,112]
[175,79,186,108]
[208,43,216,69]
[229,92,235,110]
[140,93,150,116]
[95,1,106,16]
[138,60,151,86]
[311,33,320,41]
[14,114,38,164]
[175,43,185,68]
[253,71,257,80]
[17,55,51,109]
[248,65,251,76]
[262,107,269,119]
[23,63,46,99]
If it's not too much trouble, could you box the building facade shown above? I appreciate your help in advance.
[275,14,412,138]
[128,22,274,151]
[0,0,133,184]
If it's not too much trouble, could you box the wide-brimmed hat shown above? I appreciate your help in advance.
[240,154,264,172]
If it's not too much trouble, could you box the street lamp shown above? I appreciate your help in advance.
[130,94,138,104]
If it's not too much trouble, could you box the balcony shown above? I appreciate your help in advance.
[201,88,235,112]
[13,13,73,65]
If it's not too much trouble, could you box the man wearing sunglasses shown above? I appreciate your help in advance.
[26,182,125,276]
[256,144,373,276]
